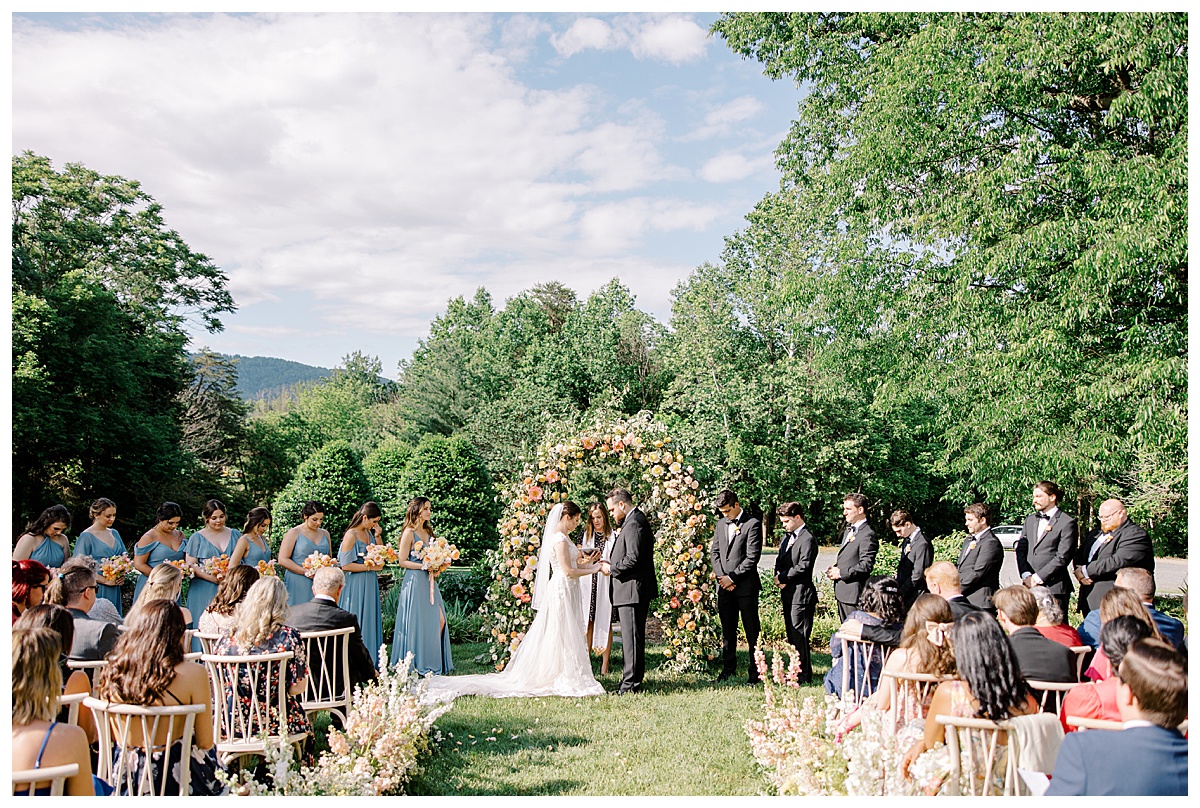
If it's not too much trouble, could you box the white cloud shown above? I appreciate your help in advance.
[629,16,709,65]
[549,17,616,58]
[550,14,709,64]
[705,95,765,127]
[701,152,757,183]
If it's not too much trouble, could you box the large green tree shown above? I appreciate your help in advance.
[712,12,1187,550]
[11,153,233,533]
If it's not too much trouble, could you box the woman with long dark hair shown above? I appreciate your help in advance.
[228,507,273,570]
[198,564,260,635]
[278,501,333,607]
[337,501,385,668]
[132,502,186,604]
[72,498,127,615]
[95,600,223,795]
[185,499,241,626]
[13,504,73,575]
[388,497,453,673]
[901,611,1038,793]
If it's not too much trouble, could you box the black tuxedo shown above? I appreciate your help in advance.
[957,529,1003,613]
[1015,508,1077,616]
[833,522,878,620]
[775,525,818,682]
[710,511,763,680]
[286,596,377,697]
[944,594,980,621]
[1074,518,1154,616]
[609,507,657,693]
[1007,625,1078,686]
[896,527,933,606]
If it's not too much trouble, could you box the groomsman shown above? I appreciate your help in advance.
[957,503,1004,614]
[889,509,932,607]
[825,493,878,621]
[710,490,762,684]
[774,502,817,684]
[1073,498,1154,617]
[1015,480,1077,619]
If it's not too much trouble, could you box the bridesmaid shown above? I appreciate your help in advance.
[337,502,385,670]
[278,501,333,607]
[229,507,273,570]
[185,499,240,627]
[389,497,453,673]
[132,502,186,603]
[13,505,73,575]
[72,497,127,616]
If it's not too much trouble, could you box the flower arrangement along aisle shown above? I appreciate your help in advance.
[217,651,450,796]
[478,411,718,672]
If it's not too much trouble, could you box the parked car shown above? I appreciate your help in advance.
[992,524,1022,551]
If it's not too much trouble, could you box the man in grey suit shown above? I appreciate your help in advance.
[604,487,658,695]
[774,502,817,683]
[54,560,120,661]
[957,503,1003,613]
[825,493,878,621]
[1073,498,1155,617]
[710,489,762,684]
[1015,480,1077,619]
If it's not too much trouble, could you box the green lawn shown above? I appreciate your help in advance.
[405,640,832,796]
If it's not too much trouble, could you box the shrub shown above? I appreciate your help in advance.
[438,559,492,612]
[398,434,500,564]
[272,440,372,549]
[362,439,413,534]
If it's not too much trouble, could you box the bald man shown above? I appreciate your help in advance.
[1073,499,1154,617]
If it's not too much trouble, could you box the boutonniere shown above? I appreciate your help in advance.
[968,540,978,552]
[1039,520,1052,534]
[1100,532,1114,544]
[731,523,741,537]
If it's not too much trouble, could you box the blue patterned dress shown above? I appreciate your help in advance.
[283,530,332,607]
[338,537,383,669]
[389,539,453,673]
[73,529,127,616]
[132,534,186,603]
[185,529,239,625]
[27,534,67,571]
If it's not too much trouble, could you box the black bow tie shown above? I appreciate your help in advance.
[1037,512,1051,520]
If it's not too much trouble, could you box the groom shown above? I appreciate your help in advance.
[604,487,658,695]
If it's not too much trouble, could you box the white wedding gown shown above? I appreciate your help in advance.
[422,531,606,702]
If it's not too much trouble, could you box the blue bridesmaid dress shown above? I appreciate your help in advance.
[338,538,383,669]
[185,529,239,623]
[283,530,332,607]
[389,543,453,673]
[73,529,127,616]
[131,536,186,602]
[27,535,67,571]
[237,535,273,568]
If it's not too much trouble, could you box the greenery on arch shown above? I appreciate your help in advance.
[478,412,719,673]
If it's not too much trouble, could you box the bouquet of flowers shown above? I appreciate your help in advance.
[413,537,460,603]
[164,558,195,579]
[98,553,136,585]
[303,552,338,578]
[256,559,278,577]
[201,554,231,581]
[364,543,399,568]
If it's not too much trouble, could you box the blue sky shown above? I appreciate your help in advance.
[12,11,804,378]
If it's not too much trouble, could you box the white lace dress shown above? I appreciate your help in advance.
[422,532,605,701]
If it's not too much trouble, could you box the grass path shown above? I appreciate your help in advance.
[406,641,832,796]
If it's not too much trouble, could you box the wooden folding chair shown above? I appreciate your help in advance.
[298,626,355,725]
[836,633,891,709]
[1065,715,1123,731]
[1069,645,1092,680]
[201,651,308,769]
[880,671,956,734]
[1026,680,1082,718]
[58,691,89,727]
[12,763,79,796]
[193,632,222,656]
[85,697,205,796]
[936,714,1022,796]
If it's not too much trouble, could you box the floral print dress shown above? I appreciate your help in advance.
[213,626,312,738]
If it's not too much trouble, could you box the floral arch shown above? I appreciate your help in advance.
[478,412,720,672]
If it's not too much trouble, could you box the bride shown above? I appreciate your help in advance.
[421,501,607,701]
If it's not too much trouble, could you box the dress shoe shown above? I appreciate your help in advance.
[717,672,734,682]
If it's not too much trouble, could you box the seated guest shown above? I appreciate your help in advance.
[94,601,225,795]
[900,612,1040,793]
[1084,587,1163,681]
[286,566,378,699]
[213,577,311,740]
[14,604,97,743]
[198,565,259,635]
[924,562,979,621]
[127,563,192,626]
[824,576,906,697]
[837,593,957,734]
[1060,615,1154,733]
[13,559,51,623]
[1029,585,1083,648]
[11,627,95,795]
[1047,638,1187,795]
[1076,567,1184,651]
[994,585,1077,685]
[44,558,120,661]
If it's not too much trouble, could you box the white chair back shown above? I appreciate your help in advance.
[194,632,222,656]
[1065,715,1123,731]
[298,627,354,724]
[836,634,892,709]
[84,697,204,796]
[201,651,308,767]
[12,763,79,796]
[881,671,955,733]
[1069,645,1092,679]
[1026,680,1082,718]
[58,691,89,727]
[935,714,1022,796]
[66,659,107,672]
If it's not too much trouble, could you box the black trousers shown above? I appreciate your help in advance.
[837,599,857,622]
[617,600,650,693]
[782,595,816,684]
[717,588,761,678]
